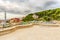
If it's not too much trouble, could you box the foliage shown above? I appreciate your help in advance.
[22,8,60,22]
[22,14,34,22]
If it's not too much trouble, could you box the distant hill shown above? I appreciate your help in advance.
[22,8,60,22]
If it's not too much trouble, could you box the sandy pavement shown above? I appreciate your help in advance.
[0,25,60,40]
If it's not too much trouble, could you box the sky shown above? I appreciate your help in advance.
[0,0,60,19]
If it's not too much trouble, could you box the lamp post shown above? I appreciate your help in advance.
[3,11,7,28]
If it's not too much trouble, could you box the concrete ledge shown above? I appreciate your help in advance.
[0,24,34,36]
[0,23,60,36]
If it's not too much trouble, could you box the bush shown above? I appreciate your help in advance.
[22,8,60,22]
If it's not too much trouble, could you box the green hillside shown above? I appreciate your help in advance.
[22,8,60,22]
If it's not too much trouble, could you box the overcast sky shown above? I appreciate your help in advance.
[0,0,60,19]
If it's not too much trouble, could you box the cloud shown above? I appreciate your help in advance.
[0,0,29,14]
[0,0,60,19]
[0,0,59,15]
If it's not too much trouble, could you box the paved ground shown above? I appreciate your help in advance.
[0,25,60,40]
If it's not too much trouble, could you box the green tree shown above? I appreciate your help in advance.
[22,14,34,22]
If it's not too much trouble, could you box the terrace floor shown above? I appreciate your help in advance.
[0,25,60,40]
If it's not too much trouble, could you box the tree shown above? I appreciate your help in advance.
[22,14,34,22]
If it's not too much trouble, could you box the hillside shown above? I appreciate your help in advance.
[22,8,60,22]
